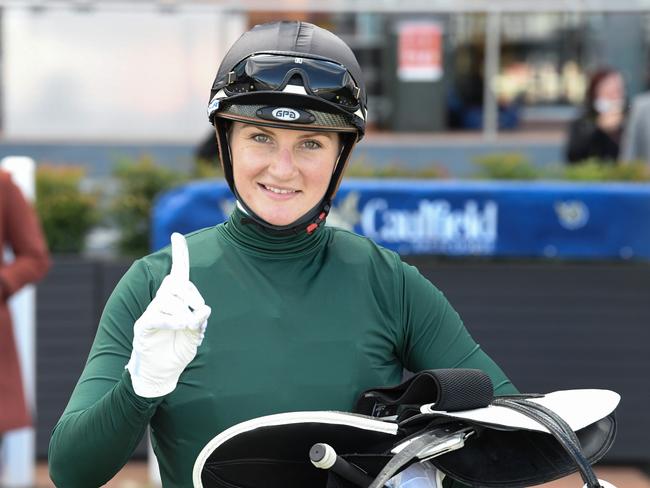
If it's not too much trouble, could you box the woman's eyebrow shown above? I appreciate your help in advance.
[241,123,275,134]
[297,132,335,140]
[240,123,333,140]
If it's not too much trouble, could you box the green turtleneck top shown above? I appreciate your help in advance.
[48,208,516,488]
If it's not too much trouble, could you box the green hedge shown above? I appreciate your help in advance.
[471,153,650,181]
[109,156,187,257]
[35,165,98,253]
[33,153,650,257]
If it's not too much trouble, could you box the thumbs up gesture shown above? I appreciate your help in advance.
[126,233,212,398]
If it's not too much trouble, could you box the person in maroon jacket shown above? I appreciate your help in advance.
[0,168,50,450]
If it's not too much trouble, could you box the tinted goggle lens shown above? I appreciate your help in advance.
[224,55,360,110]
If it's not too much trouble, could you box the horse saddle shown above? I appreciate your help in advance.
[193,369,619,488]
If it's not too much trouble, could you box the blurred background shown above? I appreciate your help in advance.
[1,0,649,486]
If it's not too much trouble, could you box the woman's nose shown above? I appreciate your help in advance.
[268,147,298,179]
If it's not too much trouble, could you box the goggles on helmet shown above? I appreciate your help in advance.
[213,53,362,113]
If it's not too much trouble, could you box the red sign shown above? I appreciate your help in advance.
[398,22,443,82]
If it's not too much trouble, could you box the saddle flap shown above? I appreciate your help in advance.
[192,411,397,488]
[429,414,617,487]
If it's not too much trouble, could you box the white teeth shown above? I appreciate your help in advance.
[264,184,296,194]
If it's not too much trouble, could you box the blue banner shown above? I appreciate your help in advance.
[152,179,650,260]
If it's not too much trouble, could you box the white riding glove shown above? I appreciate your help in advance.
[126,232,212,398]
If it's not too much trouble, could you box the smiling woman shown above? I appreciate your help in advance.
[230,123,340,226]
[48,20,517,488]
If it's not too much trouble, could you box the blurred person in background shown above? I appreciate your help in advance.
[620,88,650,163]
[0,169,50,461]
[566,67,626,164]
[49,21,515,487]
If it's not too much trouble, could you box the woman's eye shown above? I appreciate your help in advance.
[302,140,322,150]
[252,133,270,143]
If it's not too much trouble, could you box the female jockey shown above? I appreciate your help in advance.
[49,21,516,487]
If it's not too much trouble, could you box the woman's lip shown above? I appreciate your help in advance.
[258,183,300,199]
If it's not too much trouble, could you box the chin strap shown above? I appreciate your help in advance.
[236,199,331,236]
[305,204,330,234]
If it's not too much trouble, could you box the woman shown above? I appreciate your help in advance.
[49,21,515,487]
[0,169,50,449]
[566,68,626,164]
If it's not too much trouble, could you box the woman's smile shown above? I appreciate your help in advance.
[258,182,300,199]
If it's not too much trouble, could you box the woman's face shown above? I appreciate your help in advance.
[229,122,340,226]
[595,72,625,103]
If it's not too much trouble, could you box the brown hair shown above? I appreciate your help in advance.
[584,68,621,116]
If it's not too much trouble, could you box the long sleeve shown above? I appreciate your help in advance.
[397,260,517,396]
[394,260,518,488]
[48,258,165,488]
[0,174,50,298]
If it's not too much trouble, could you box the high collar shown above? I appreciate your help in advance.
[221,204,327,258]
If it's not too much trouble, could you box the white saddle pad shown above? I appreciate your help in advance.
[420,389,620,434]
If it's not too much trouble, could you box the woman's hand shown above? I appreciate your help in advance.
[126,233,211,398]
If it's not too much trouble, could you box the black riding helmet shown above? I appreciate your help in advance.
[207,21,367,235]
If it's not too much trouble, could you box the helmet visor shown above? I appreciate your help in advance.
[218,54,361,112]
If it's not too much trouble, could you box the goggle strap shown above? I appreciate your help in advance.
[227,72,236,85]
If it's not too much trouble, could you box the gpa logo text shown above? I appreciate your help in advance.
[272,108,300,121]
